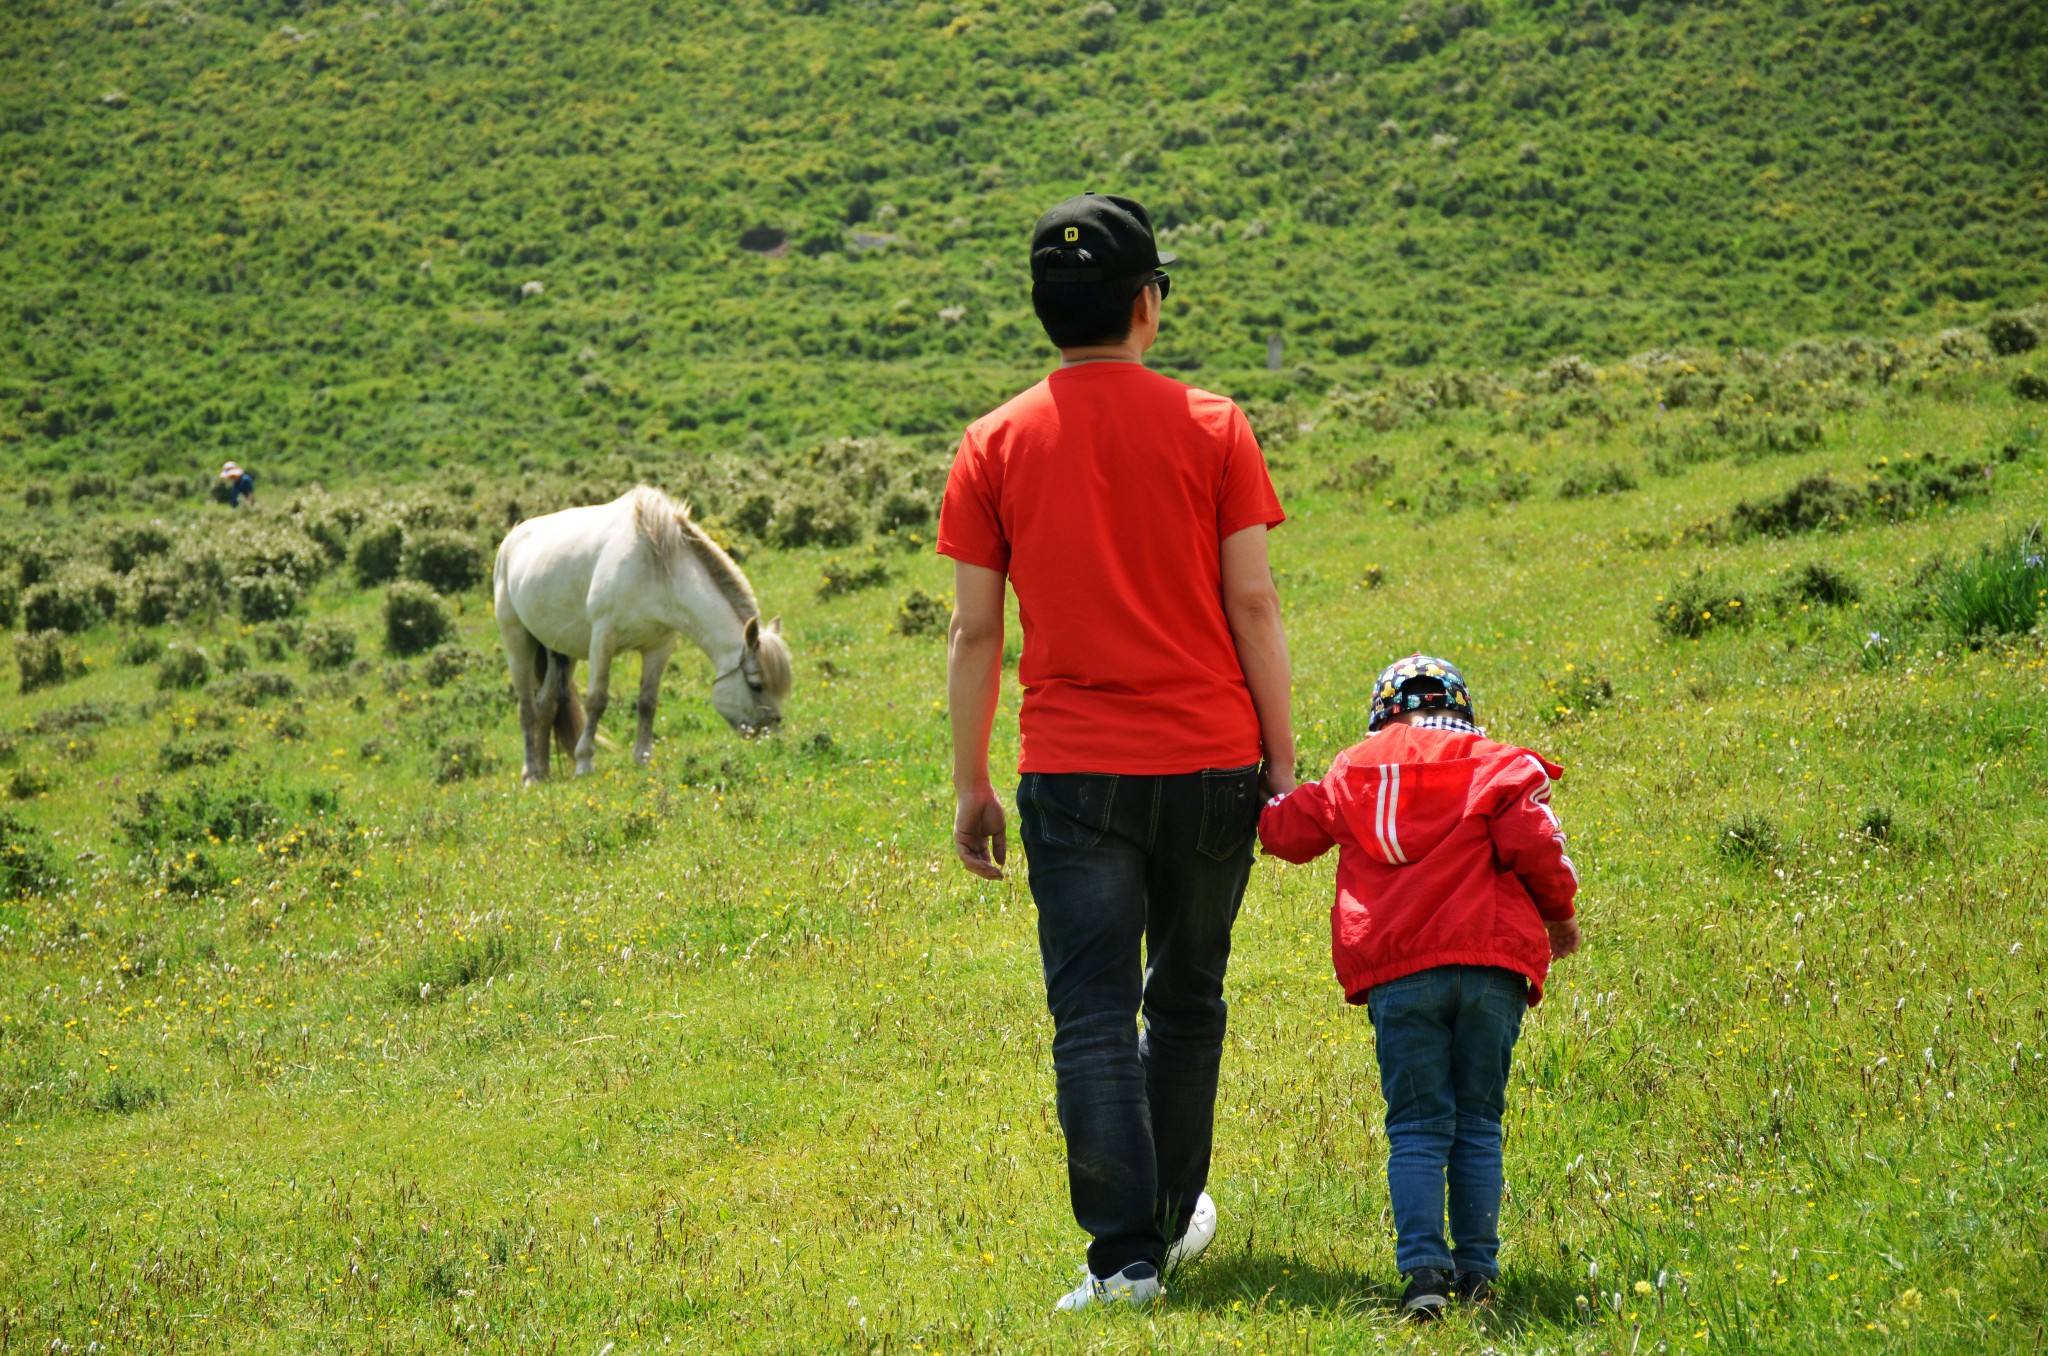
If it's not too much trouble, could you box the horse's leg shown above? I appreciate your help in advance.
[575,624,616,776]
[634,641,677,768]
[500,618,545,785]
[530,647,561,782]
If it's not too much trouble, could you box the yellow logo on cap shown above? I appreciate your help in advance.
[1064,227,1080,242]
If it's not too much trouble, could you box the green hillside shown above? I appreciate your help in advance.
[2,0,2044,481]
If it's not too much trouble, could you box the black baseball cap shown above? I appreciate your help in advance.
[1030,192,1177,284]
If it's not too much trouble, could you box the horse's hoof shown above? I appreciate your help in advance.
[574,761,594,776]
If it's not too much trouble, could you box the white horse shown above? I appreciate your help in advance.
[493,486,793,783]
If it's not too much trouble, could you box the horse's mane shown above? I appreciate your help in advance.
[625,485,759,621]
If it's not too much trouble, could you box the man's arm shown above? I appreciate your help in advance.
[947,560,1009,879]
[1220,524,1296,796]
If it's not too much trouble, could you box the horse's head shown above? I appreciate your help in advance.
[713,616,792,735]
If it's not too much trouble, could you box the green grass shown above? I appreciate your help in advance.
[0,317,2044,1351]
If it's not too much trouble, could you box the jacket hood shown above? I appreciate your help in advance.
[1322,725,1563,868]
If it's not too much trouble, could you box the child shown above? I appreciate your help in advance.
[1258,654,1580,1319]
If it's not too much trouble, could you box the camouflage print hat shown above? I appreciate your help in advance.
[1368,653,1475,732]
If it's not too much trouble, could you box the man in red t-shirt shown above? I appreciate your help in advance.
[939,192,1297,1311]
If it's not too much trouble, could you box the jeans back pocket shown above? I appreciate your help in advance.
[1196,763,1261,862]
[1017,772,1119,850]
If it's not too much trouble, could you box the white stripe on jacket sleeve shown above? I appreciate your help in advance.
[1372,764,1408,865]
[1385,764,1407,864]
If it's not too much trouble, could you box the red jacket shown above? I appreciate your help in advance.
[1258,725,1578,1006]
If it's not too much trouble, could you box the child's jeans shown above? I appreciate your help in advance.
[1365,965,1527,1278]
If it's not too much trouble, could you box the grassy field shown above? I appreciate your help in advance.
[2,313,2045,1352]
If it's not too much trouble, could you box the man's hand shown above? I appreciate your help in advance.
[1545,916,1581,961]
[953,788,1008,880]
[1260,760,1297,800]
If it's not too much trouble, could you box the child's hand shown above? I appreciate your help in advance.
[1545,916,1581,960]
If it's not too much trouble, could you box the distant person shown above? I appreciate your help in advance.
[939,192,1296,1311]
[1258,656,1581,1320]
[219,461,255,507]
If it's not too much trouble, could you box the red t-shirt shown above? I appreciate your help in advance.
[937,362,1285,774]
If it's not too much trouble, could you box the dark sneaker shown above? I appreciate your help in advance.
[1401,1267,1452,1320]
[1453,1270,1494,1307]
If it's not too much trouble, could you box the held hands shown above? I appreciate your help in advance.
[953,788,1008,881]
[1545,916,1582,961]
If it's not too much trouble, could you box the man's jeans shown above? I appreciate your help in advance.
[1365,965,1527,1278]
[1017,766,1262,1278]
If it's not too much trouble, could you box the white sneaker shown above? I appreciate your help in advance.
[1054,1262,1163,1312]
[1164,1191,1217,1271]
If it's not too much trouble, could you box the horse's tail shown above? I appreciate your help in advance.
[549,651,585,760]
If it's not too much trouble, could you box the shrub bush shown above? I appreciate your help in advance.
[16,629,82,694]
[818,552,891,599]
[384,581,452,656]
[1987,314,2040,356]
[12,535,69,589]
[121,562,179,626]
[773,490,865,549]
[232,524,326,591]
[302,621,357,672]
[31,699,118,736]
[291,491,369,563]
[252,622,297,661]
[876,486,934,535]
[893,588,949,637]
[2013,371,2048,403]
[119,779,279,852]
[103,521,173,574]
[1653,572,1752,639]
[432,736,497,785]
[1856,804,1895,843]
[1784,559,1860,607]
[395,932,517,1002]
[67,472,116,504]
[421,643,480,688]
[233,572,301,622]
[22,485,52,509]
[23,568,116,634]
[210,671,297,705]
[1927,523,2047,644]
[1558,464,1639,499]
[402,530,487,594]
[94,1076,165,1115]
[220,641,251,674]
[1728,474,1865,537]
[156,644,211,691]
[1541,353,1598,391]
[352,519,405,586]
[1716,810,1779,864]
[8,767,50,800]
[1541,666,1615,722]
[121,634,163,665]
[0,579,16,630]
[160,735,238,772]
[0,810,61,898]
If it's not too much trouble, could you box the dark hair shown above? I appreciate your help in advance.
[1032,275,1150,349]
